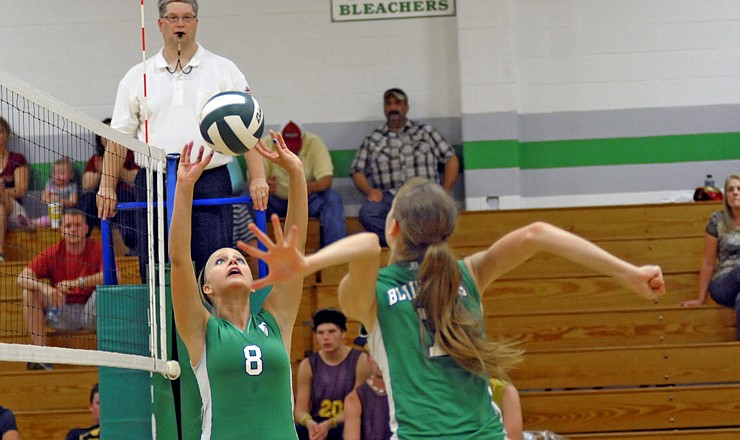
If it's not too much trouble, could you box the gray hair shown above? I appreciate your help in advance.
[158,0,198,17]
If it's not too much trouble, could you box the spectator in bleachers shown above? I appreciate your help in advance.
[17,208,103,370]
[65,383,100,440]
[680,174,740,340]
[78,118,138,250]
[350,88,459,246]
[489,378,523,440]
[294,308,371,440]
[0,405,19,440]
[262,121,346,247]
[342,352,391,440]
[0,116,31,262]
[32,157,78,228]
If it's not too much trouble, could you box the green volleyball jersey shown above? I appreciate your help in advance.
[368,260,505,440]
[193,309,297,440]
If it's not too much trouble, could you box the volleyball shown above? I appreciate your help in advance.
[199,91,265,155]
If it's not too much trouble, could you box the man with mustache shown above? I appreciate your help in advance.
[350,88,459,246]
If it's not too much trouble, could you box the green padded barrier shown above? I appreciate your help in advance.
[98,278,178,440]
[97,284,154,440]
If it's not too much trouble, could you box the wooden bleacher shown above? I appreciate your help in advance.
[1,367,99,439]
[0,227,135,439]
[307,201,740,439]
[3,201,739,439]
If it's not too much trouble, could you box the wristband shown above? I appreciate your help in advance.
[299,414,312,426]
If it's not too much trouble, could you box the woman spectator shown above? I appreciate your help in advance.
[78,118,138,249]
[680,174,740,340]
[0,116,30,262]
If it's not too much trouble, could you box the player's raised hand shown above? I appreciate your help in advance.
[177,142,213,187]
[237,214,308,290]
[254,130,303,174]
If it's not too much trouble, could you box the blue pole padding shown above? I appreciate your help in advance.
[116,196,254,210]
[165,154,179,247]
[101,219,118,285]
[253,209,268,278]
[103,153,270,283]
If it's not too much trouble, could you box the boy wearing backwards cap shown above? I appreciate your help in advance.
[294,308,371,440]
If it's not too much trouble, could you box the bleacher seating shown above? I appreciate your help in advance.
[3,201,740,438]
[0,226,126,438]
[306,201,740,439]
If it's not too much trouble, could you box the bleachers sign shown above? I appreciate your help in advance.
[331,0,456,22]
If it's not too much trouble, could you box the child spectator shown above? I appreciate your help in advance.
[0,405,19,440]
[66,383,100,440]
[17,209,103,370]
[34,157,78,228]
[490,378,523,440]
[343,353,391,440]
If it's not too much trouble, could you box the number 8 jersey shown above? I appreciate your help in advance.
[193,309,297,440]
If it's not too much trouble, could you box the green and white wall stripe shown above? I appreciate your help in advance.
[457,0,740,209]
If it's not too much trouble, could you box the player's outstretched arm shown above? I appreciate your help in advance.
[241,232,381,330]
[466,222,666,300]
[169,142,212,362]
[241,131,307,347]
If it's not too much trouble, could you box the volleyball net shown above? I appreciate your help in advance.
[0,67,179,378]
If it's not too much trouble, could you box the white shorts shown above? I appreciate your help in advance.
[47,291,97,331]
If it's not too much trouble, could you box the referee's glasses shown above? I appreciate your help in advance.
[162,15,197,24]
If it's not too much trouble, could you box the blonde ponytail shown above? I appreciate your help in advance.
[394,178,524,379]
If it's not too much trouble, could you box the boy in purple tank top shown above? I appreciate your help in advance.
[295,308,372,440]
[344,353,392,440]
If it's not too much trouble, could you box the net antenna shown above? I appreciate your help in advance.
[0,66,176,379]
[139,0,172,378]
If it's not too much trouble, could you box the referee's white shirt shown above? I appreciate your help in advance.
[111,43,249,170]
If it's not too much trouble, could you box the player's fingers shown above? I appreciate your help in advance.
[285,224,298,248]
[270,214,285,244]
[200,149,214,168]
[236,240,266,259]
[253,140,270,158]
[181,141,193,163]
[246,222,275,248]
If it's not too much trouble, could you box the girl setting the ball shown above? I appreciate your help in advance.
[170,130,307,439]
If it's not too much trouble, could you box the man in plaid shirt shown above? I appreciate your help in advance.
[350,88,459,246]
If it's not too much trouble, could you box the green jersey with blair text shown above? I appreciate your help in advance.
[193,309,297,440]
[367,260,505,440]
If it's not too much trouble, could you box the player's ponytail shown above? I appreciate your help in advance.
[394,178,523,379]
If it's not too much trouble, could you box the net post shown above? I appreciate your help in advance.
[254,208,267,277]
[101,219,118,285]
[165,153,180,258]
